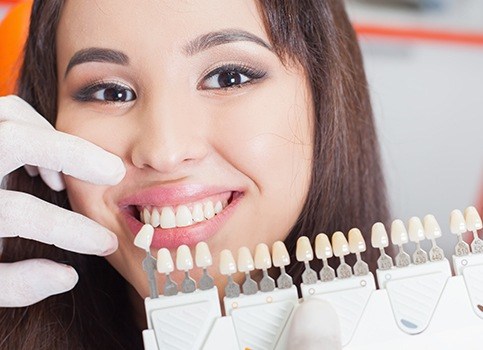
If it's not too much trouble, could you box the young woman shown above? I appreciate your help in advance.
[0,0,388,348]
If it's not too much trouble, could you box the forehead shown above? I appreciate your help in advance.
[57,0,267,56]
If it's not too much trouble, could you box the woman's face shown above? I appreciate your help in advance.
[56,0,313,300]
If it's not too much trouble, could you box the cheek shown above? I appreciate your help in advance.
[63,177,110,221]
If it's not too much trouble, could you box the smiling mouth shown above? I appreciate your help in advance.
[134,191,238,229]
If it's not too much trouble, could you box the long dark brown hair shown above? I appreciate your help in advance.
[0,0,388,348]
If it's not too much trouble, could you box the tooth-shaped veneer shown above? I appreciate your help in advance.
[450,209,467,234]
[408,217,425,243]
[332,231,353,278]
[465,206,483,254]
[238,247,255,272]
[348,228,369,276]
[176,245,194,271]
[315,233,333,259]
[160,207,176,229]
[348,228,366,253]
[272,241,293,289]
[408,217,428,264]
[220,249,240,298]
[371,223,389,248]
[134,224,154,252]
[255,243,275,292]
[296,236,318,284]
[371,223,393,270]
[450,209,470,256]
[157,248,174,274]
[423,215,444,261]
[315,233,335,281]
[465,206,483,231]
[157,248,178,296]
[195,242,214,290]
[391,220,408,246]
[238,247,258,295]
[296,236,314,262]
[272,241,290,267]
[391,219,410,267]
[195,242,212,268]
[176,245,196,293]
[135,224,158,298]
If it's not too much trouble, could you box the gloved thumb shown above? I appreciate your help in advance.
[287,298,342,350]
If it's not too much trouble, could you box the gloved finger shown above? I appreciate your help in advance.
[0,121,125,185]
[0,190,118,256]
[0,95,54,129]
[24,164,39,177]
[38,167,66,192]
[0,259,78,307]
[287,299,342,350]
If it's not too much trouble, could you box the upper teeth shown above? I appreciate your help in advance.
[140,199,227,229]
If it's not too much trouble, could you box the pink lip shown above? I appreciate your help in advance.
[119,184,244,249]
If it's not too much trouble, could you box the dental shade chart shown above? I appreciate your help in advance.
[136,206,483,350]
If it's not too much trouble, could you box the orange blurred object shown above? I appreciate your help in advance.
[0,0,33,95]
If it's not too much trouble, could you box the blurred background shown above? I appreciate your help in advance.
[1,0,482,257]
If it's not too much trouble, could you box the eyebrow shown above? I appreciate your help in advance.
[64,48,129,78]
[183,29,273,56]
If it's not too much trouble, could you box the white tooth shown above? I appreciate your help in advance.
[465,206,483,231]
[139,208,144,223]
[254,243,272,269]
[222,198,228,208]
[150,208,160,227]
[315,233,333,259]
[157,248,174,274]
[332,231,350,257]
[204,201,215,219]
[272,241,290,267]
[214,201,223,214]
[371,222,389,248]
[192,203,205,223]
[450,209,467,234]
[160,207,176,229]
[296,236,313,262]
[391,219,409,245]
[408,217,425,243]
[423,214,442,239]
[143,208,151,225]
[176,245,193,271]
[348,228,366,253]
[195,242,212,268]
[134,224,154,251]
[237,247,255,272]
[219,249,237,275]
[176,205,193,227]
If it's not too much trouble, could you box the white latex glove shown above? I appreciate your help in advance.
[287,299,342,350]
[0,95,126,307]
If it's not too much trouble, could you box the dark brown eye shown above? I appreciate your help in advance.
[93,85,135,102]
[200,64,266,90]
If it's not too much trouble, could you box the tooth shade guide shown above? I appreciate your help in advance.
[219,249,240,298]
[237,247,258,295]
[391,220,410,268]
[423,215,444,261]
[272,241,293,288]
[465,206,483,253]
[134,224,155,252]
[296,236,318,285]
[348,229,369,276]
[254,243,275,292]
[196,242,214,290]
[450,209,470,256]
[315,233,336,281]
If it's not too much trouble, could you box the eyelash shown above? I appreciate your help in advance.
[73,81,135,104]
[72,63,266,103]
[198,63,267,91]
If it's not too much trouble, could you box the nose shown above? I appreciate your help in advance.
[130,98,209,175]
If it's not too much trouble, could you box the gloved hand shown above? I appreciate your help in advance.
[0,95,126,307]
[287,298,342,350]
